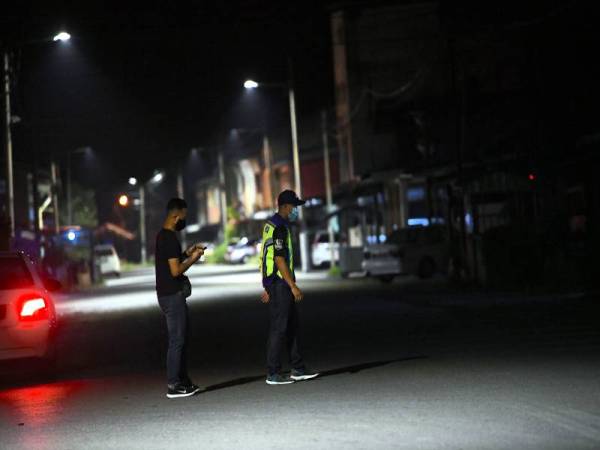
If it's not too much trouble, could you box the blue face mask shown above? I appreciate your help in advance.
[288,207,299,222]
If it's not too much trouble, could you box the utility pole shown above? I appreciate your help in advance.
[331,11,355,182]
[32,148,40,236]
[288,85,301,203]
[139,185,146,265]
[3,51,14,240]
[50,161,60,234]
[322,110,336,269]
[287,62,310,272]
[67,153,72,225]
[218,150,227,241]
[449,36,469,281]
[262,135,275,209]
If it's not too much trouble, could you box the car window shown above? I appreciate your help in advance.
[0,257,35,290]
[95,249,114,257]
[317,233,339,243]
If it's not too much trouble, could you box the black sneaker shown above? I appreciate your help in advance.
[182,380,202,392]
[290,368,319,381]
[185,383,202,392]
[167,384,201,399]
[266,373,295,385]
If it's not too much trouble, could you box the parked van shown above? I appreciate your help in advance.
[362,226,449,282]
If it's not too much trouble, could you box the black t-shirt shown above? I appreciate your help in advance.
[155,228,184,297]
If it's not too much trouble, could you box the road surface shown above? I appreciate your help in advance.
[1,265,599,449]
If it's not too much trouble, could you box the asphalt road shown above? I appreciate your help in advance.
[1,265,599,449]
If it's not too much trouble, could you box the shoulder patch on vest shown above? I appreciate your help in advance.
[274,238,284,250]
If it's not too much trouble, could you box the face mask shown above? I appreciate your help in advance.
[288,207,299,222]
[175,218,187,231]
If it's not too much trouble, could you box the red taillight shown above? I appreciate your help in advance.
[18,296,49,321]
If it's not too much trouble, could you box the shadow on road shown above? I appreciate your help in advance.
[204,375,265,392]
[202,356,428,392]
[317,355,428,379]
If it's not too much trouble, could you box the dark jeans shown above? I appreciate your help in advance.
[267,281,304,376]
[157,292,190,386]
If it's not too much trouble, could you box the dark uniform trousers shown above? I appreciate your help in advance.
[267,281,304,375]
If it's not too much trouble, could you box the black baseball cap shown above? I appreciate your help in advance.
[277,190,306,207]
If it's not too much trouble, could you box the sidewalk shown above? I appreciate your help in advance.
[102,263,331,288]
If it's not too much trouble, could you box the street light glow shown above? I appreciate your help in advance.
[53,31,71,42]
[67,231,76,241]
[244,80,259,89]
[128,177,138,186]
[118,194,129,207]
[151,172,164,183]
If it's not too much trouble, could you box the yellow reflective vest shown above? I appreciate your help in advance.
[260,214,294,288]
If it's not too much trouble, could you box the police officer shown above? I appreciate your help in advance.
[260,190,319,385]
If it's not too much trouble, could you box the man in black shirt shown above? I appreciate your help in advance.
[155,198,204,398]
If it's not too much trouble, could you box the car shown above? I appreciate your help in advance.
[224,237,259,264]
[0,251,61,366]
[94,244,121,277]
[311,231,340,268]
[362,225,449,282]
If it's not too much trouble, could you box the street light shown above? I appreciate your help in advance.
[3,31,72,242]
[53,32,71,42]
[244,72,309,272]
[118,194,129,207]
[126,171,164,264]
[3,52,14,241]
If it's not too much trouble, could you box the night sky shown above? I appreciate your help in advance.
[4,1,333,194]
[3,0,598,223]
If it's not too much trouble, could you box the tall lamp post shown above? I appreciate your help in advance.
[244,77,310,272]
[321,110,336,269]
[2,31,71,241]
[2,51,14,240]
[126,171,164,265]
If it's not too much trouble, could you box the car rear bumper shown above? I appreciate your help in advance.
[312,249,340,266]
[0,320,55,361]
[224,254,242,263]
[100,264,119,274]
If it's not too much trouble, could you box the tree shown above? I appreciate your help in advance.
[60,183,98,228]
